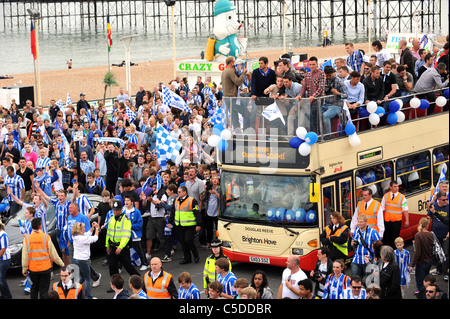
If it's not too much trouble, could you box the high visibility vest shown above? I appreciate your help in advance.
[226,182,239,206]
[325,225,349,256]
[52,282,83,299]
[383,192,406,222]
[174,197,197,227]
[105,213,132,249]
[203,254,232,289]
[357,200,381,233]
[144,271,172,299]
[25,232,52,272]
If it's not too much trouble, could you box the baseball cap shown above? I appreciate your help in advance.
[80,93,86,97]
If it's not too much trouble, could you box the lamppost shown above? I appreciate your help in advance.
[27,7,41,107]
[278,0,286,53]
[119,34,139,95]
[165,0,177,78]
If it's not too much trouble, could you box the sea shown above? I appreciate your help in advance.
[0,1,447,75]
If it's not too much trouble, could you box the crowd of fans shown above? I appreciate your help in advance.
[0,37,448,300]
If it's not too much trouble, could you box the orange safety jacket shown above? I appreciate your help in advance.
[144,271,173,299]
[52,282,83,299]
[383,192,406,222]
[24,232,52,272]
[356,200,381,233]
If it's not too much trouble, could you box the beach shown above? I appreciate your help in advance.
[1,36,446,105]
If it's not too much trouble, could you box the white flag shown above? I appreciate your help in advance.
[262,102,286,125]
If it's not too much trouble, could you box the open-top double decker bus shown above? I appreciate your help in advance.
[215,89,448,270]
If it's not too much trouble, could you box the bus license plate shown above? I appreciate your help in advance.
[249,256,270,264]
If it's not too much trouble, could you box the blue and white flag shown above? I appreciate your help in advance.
[156,124,182,170]
[162,85,191,113]
[130,247,142,266]
[202,86,218,116]
[430,163,448,202]
[262,102,286,125]
[320,58,336,71]
[66,92,72,106]
[207,106,224,126]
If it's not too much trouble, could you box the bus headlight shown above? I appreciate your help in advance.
[292,248,303,255]
[9,243,23,255]
[221,241,232,248]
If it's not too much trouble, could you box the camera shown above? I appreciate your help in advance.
[205,178,213,192]
[313,272,322,280]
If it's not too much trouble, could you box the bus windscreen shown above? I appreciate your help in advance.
[220,171,318,226]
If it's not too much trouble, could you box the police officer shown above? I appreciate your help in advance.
[202,239,232,297]
[169,186,202,265]
[22,217,65,299]
[105,200,140,279]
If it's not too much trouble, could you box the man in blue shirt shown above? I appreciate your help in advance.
[428,191,449,276]
[343,71,365,121]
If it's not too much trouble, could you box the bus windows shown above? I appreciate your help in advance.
[355,162,394,201]
[322,185,335,227]
[396,151,431,195]
[219,171,318,226]
[340,180,352,221]
[432,146,449,185]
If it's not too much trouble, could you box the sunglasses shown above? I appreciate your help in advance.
[439,198,448,201]
[352,286,362,289]
[426,290,436,293]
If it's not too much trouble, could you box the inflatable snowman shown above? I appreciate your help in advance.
[206,0,244,62]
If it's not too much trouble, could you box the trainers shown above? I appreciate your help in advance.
[145,253,152,260]
[444,274,448,281]
[102,259,109,266]
[140,265,149,271]
[162,256,172,263]
[92,273,101,288]
[170,249,175,256]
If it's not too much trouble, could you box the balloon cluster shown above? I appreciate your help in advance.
[435,89,449,108]
[344,121,361,148]
[207,124,232,152]
[288,127,318,156]
[267,207,317,223]
[409,97,431,113]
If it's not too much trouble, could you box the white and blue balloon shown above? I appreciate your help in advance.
[207,124,232,151]
[289,126,318,156]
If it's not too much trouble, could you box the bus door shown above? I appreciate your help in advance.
[321,173,355,229]
[321,182,336,228]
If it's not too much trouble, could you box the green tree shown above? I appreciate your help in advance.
[103,71,118,105]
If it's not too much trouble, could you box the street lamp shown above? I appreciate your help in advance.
[165,0,177,78]
[27,7,41,107]
[119,34,139,95]
[278,0,286,53]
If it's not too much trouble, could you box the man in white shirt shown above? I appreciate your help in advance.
[277,255,307,299]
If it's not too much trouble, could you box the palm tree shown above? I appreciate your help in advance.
[103,71,118,105]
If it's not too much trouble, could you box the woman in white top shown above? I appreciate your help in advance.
[49,160,64,192]
[72,221,99,299]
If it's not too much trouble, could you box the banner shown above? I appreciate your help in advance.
[386,33,434,54]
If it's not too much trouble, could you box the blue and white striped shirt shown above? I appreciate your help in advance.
[35,157,51,170]
[23,202,48,233]
[4,174,25,201]
[340,287,367,299]
[395,248,411,283]
[217,271,237,298]
[347,49,365,73]
[178,283,201,299]
[96,177,106,190]
[125,133,138,145]
[323,273,351,299]
[51,198,71,231]
[352,226,381,264]
[0,230,10,260]
[73,195,93,217]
